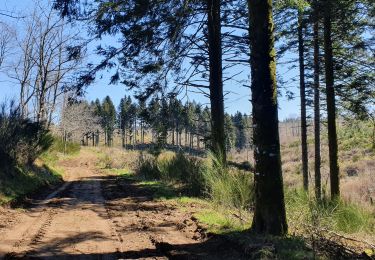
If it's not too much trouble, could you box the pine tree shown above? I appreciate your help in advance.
[248,0,288,235]
[232,112,247,151]
[323,0,340,199]
[118,96,133,149]
[101,96,116,146]
[312,0,322,201]
[224,113,236,151]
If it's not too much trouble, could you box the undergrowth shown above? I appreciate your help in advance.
[0,136,75,205]
[50,138,80,155]
[286,189,375,235]
[109,147,375,259]
[0,160,62,205]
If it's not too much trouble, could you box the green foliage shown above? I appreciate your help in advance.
[50,137,80,155]
[0,101,53,168]
[136,151,205,196]
[338,120,374,151]
[285,189,375,234]
[203,154,254,212]
[194,209,247,234]
[100,96,117,146]
[137,151,254,211]
[138,180,177,200]
[0,162,62,205]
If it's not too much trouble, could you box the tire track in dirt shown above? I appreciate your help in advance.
[1,150,246,259]
[99,171,245,259]
[0,152,121,259]
[1,186,70,257]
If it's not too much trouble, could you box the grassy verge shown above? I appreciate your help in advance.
[0,159,62,205]
[0,139,80,206]
[131,150,375,258]
[109,167,315,259]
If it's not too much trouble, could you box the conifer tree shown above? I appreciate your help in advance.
[101,96,116,146]
[248,0,288,235]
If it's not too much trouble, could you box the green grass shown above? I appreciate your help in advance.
[105,168,134,178]
[194,209,250,234]
[0,138,78,205]
[338,120,374,151]
[127,147,374,257]
[136,151,206,196]
[109,167,179,200]
[0,164,62,205]
[50,138,80,155]
[285,188,375,234]
[175,196,208,205]
[138,180,177,199]
[125,175,315,259]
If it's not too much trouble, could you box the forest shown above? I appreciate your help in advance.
[0,0,374,259]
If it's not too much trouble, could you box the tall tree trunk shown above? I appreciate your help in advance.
[172,127,175,146]
[185,129,188,147]
[122,129,125,148]
[141,121,144,144]
[207,0,226,163]
[313,0,321,201]
[298,9,309,191]
[125,127,127,149]
[248,0,288,235]
[134,118,137,149]
[323,0,340,199]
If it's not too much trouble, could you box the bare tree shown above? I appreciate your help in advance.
[60,99,101,150]
[9,1,83,125]
[0,23,13,69]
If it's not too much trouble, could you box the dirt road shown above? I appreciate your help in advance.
[0,152,244,259]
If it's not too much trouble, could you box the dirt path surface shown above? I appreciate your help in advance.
[0,151,245,259]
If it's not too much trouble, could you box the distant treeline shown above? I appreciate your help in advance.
[60,95,252,152]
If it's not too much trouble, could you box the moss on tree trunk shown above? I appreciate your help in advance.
[248,0,287,235]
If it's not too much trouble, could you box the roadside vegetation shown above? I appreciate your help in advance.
[96,128,375,258]
[0,101,80,205]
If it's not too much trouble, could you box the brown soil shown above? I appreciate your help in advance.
[0,151,245,259]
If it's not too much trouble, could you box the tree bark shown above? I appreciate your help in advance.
[207,0,226,163]
[248,0,288,235]
[323,0,340,199]
[172,127,175,146]
[298,9,309,191]
[313,0,321,201]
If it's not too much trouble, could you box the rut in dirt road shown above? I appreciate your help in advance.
[0,153,246,259]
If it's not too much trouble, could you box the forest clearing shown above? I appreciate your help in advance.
[0,0,374,259]
[0,133,374,259]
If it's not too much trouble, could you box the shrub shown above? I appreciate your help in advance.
[136,152,160,179]
[0,101,53,168]
[50,138,80,155]
[285,189,375,234]
[136,151,254,208]
[203,153,254,212]
[136,151,205,195]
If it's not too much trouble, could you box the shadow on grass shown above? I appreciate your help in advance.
[0,163,63,207]
[3,169,369,259]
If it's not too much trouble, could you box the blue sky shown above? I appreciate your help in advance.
[0,0,300,120]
